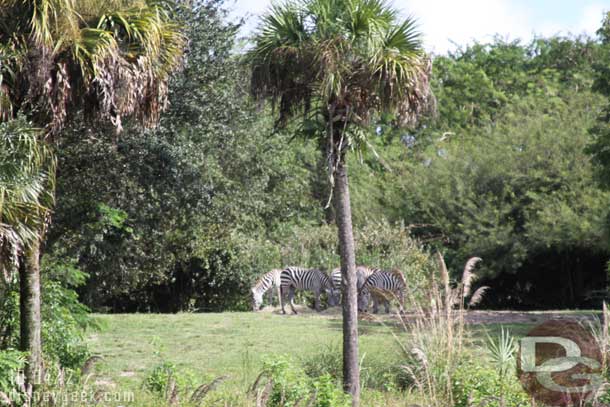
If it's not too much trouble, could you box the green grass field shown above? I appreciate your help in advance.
[85,308,597,406]
[88,308,401,389]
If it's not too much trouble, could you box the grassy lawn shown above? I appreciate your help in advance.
[86,308,597,405]
[88,308,404,391]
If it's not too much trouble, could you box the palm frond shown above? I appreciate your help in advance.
[248,0,433,139]
[0,0,184,133]
[0,118,55,277]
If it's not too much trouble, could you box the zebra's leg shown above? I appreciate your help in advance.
[267,288,274,306]
[314,289,321,312]
[280,286,287,314]
[384,299,390,314]
[398,290,405,313]
[276,285,283,310]
[372,296,379,314]
[289,287,298,314]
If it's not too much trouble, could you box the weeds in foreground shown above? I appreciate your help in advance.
[395,253,484,406]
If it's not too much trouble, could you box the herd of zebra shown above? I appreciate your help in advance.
[250,266,406,315]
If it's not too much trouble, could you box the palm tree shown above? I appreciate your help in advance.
[248,0,432,404]
[0,118,55,385]
[0,0,184,386]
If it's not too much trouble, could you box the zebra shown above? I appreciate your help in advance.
[280,267,338,314]
[251,269,282,311]
[358,269,406,314]
[330,266,376,305]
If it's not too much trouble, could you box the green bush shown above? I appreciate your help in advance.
[0,258,97,371]
[258,356,351,407]
[312,374,352,407]
[452,362,530,407]
[42,258,98,370]
[144,361,180,395]
[143,348,198,399]
[302,343,409,392]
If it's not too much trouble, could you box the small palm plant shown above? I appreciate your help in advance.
[248,0,433,402]
[487,327,518,380]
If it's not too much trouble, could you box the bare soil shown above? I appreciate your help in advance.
[260,304,599,325]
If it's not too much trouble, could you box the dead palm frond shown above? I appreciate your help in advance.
[0,0,185,134]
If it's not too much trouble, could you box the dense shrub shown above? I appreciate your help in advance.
[452,362,530,407]
[302,343,409,392]
[256,356,351,407]
[0,258,96,371]
[143,361,197,396]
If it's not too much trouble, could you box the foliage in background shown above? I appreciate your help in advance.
[45,0,320,312]
[34,3,610,312]
[347,36,610,308]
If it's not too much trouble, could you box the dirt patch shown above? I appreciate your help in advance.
[94,378,116,388]
[259,305,599,325]
[119,371,136,378]
[462,310,598,325]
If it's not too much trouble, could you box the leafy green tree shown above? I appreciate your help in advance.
[46,1,321,312]
[247,0,433,402]
[589,12,610,187]
[400,75,608,307]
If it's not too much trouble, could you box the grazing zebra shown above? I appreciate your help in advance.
[280,267,338,314]
[358,269,406,314]
[251,269,282,311]
[331,266,376,306]
[330,265,376,290]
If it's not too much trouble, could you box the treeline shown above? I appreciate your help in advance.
[46,2,610,311]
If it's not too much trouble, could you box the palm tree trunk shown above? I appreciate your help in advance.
[333,154,360,406]
[19,238,43,387]
[315,139,336,224]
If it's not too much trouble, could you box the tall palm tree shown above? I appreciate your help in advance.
[0,0,184,386]
[248,0,432,404]
[0,118,55,385]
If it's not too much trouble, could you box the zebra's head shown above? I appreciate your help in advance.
[357,287,371,312]
[327,287,339,307]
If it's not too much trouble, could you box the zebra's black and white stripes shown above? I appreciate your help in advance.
[280,267,338,314]
[359,270,406,313]
[330,266,376,305]
[251,269,282,311]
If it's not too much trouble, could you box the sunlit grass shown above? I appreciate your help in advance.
[86,309,597,405]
